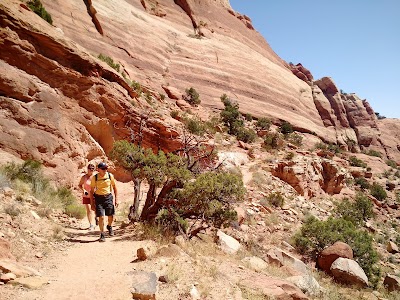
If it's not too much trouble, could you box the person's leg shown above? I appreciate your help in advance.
[95,195,106,242]
[98,216,105,232]
[84,204,93,228]
[105,194,115,236]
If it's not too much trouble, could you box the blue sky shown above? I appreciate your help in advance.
[230,0,400,119]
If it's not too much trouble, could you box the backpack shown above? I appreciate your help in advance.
[95,172,111,182]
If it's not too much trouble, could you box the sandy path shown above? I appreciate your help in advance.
[15,227,135,300]
[12,181,138,300]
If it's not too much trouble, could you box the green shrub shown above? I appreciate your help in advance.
[293,216,379,285]
[184,87,200,106]
[355,177,370,190]
[349,156,367,168]
[159,93,166,100]
[280,121,293,135]
[286,152,295,160]
[220,94,243,135]
[131,81,143,96]
[65,203,86,219]
[28,0,52,24]
[263,132,283,150]
[244,113,253,121]
[266,191,284,207]
[370,182,387,201]
[236,127,257,143]
[314,142,341,154]
[98,54,120,72]
[255,117,271,130]
[386,160,398,168]
[170,110,179,119]
[334,193,373,226]
[184,117,206,136]
[366,150,382,158]
[4,204,21,217]
[286,132,303,146]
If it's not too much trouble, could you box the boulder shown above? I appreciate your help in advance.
[317,241,353,273]
[286,275,322,297]
[330,258,368,287]
[0,238,14,260]
[0,260,40,277]
[240,274,308,300]
[387,241,399,254]
[0,272,16,283]
[242,256,268,272]
[156,244,184,258]
[216,230,241,254]
[10,276,49,289]
[266,248,308,274]
[383,274,400,292]
[131,271,157,300]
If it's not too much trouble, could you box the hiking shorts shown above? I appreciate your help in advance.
[82,197,91,205]
[94,193,115,217]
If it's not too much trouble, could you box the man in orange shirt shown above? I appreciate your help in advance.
[90,162,118,242]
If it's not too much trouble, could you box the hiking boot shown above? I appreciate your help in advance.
[107,225,114,236]
[99,233,105,242]
[89,225,95,231]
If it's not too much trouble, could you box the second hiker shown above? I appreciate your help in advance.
[90,162,118,242]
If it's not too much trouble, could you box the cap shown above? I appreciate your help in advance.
[97,162,108,170]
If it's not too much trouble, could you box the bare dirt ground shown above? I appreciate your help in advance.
[2,224,137,300]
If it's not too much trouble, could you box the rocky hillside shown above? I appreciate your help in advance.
[0,0,399,187]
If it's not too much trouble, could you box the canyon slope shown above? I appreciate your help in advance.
[0,0,399,184]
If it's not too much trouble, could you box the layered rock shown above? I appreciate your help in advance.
[0,0,399,186]
[271,155,346,199]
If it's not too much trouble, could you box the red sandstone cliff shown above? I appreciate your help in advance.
[0,0,399,185]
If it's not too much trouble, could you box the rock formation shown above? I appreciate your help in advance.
[0,0,399,187]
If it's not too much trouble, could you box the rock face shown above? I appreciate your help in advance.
[0,0,399,185]
[271,156,346,199]
[384,274,400,292]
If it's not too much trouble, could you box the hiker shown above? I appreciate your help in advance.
[78,163,95,230]
[90,162,118,242]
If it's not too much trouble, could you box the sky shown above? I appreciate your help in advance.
[229,0,400,119]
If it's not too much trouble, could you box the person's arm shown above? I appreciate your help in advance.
[111,175,118,207]
[78,175,84,192]
[113,183,118,207]
[90,177,96,211]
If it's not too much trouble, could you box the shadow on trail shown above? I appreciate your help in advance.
[64,230,100,243]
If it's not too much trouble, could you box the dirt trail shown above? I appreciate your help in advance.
[16,225,136,300]
[11,181,139,300]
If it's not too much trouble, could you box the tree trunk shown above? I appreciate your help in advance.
[128,178,141,221]
[140,183,156,220]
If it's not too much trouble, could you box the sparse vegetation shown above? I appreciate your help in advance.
[220,94,243,135]
[279,121,293,135]
[27,0,53,24]
[334,193,373,226]
[349,156,367,168]
[314,142,341,154]
[236,127,257,143]
[255,117,271,131]
[184,87,201,106]
[354,177,370,190]
[265,191,285,208]
[369,182,387,201]
[386,159,398,168]
[365,149,382,158]
[98,54,120,72]
[285,132,303,146]
[293,216,379,286]
[1,160,82,216]
[263,132,283,150]
[130,80,143,97]
[170,110,179,119]
[184,117,206,136]
[375,112,386,120]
